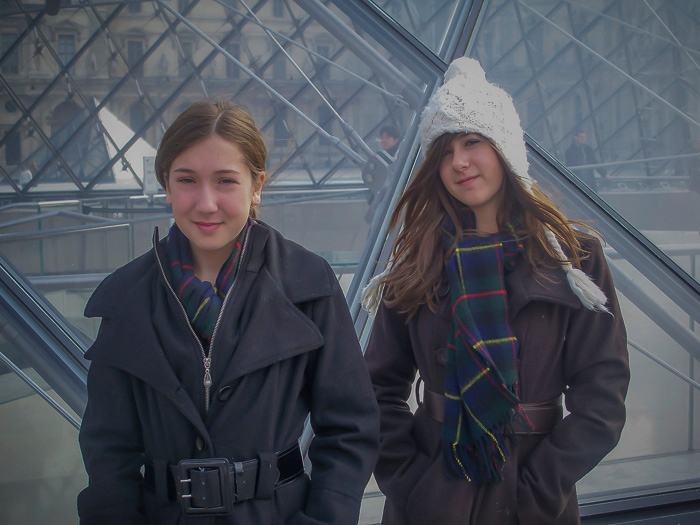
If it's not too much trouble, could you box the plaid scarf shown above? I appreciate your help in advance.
[166,220,250,343]
[441,210,528,484]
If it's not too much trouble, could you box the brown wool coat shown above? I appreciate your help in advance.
[365,237,629,525]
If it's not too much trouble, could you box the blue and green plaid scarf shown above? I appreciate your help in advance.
[166,219,251,343]
[441,209,528,484]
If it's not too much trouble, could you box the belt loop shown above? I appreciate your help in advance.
[151,458,171,503]
[256,452,278,500]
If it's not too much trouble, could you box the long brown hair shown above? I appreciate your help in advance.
[155,100,267,218]
[382,133,592,318]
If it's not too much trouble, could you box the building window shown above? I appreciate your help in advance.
[127,39,144,77]
[128,2,142,13]
[130,102,145,133]
[273,0,284,18]
[1,32,19,74]
[316,44,330,81]
[225,42,240,79]
[273,107,290,142]
[272,56,286,80]
[4,129,21,165]
[179,41,192,77]
[57,34,75,69]
[318,105,332,146]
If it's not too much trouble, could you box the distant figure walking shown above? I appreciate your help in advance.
[565,130,607,191]
[379,125,402,158]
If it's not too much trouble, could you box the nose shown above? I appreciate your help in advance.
[196,184,218,213]
[452,146,470,171]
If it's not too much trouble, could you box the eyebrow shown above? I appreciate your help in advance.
[171,168,242,175]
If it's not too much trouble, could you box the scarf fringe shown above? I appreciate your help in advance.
[443,422,513,485]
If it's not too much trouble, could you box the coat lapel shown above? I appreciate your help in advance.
[214,226,326,385]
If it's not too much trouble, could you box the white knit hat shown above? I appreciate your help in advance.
[419,57,532,193]
[362,57,609,314]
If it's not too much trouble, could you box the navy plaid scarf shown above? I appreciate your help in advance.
[441,210,528,484]
[166,219,251,343]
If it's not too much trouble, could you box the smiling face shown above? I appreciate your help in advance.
[438,133,506,233]
[165,134,264,278]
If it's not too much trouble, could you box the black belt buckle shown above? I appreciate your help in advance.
[176,458,230,516]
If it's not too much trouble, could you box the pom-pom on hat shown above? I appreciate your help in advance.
[362,57,609,315]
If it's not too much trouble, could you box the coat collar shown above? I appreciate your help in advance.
[506,259,582,319]
[436,256,581,321]
[85,221,334,397]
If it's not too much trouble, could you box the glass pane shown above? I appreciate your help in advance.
[1,0,435,324]
[2,0,699,521]
[523,147,700,507]
[371,0,471,58]
[0,350,85,524]
[470,0,700,286]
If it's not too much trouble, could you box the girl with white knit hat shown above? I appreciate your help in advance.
[363,57,630,524]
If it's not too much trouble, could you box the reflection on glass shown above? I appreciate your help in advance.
[371,0,468,58]
[470,0,700,285]
[0,359,85,524]
[0,0,698,521]
[578,256,700,499]
[524,145,700,506]
[0,0,436,328]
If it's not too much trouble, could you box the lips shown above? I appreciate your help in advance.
[194,222,222,232]
[456,174,479,185]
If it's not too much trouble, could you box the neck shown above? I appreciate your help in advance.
[193,250,231,284]
[474,213,499,235]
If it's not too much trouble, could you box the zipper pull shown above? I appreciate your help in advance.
[203,357,212,388]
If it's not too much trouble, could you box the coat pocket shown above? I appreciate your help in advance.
[273,473,310,522]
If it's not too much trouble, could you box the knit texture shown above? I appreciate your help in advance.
[166,220,251,343]
[419,57,531,191]
[441,211,528,484]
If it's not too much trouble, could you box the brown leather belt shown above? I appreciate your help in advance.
[421,386,562,435]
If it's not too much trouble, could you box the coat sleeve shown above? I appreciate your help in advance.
[77,323,147,525]
[363,301,432,511]
[289,263,380,525]
[517,238,630,523]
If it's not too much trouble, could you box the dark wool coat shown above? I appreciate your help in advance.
[77,221,379,525]
[365,237,629,525]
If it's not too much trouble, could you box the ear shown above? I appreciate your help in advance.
[252,172,266,205]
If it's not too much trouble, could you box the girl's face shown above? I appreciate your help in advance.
[165,134,264,275]
[438,133,505,233]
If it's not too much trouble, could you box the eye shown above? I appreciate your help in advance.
[465,137,480,147]
[442,148,453,158]
[219,177,239,185]
[176,176,195,184]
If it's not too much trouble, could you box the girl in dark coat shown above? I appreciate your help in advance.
[362,58,630,524]
[77,101,379,524]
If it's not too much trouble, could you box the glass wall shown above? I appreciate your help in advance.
[0,1,698,523]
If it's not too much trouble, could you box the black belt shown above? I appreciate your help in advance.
[143,442,304,516]
[419,384,562,435]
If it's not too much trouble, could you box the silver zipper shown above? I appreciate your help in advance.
[154,225,252,412]
[205,226,252,409]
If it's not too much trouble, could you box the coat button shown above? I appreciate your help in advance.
[218,386,232,401]
[195,436,207,452]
